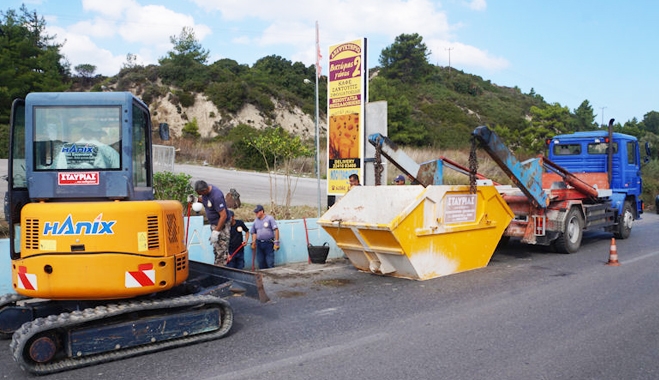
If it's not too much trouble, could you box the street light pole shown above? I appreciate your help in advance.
[305,78,322,218]
[314,75,321,218]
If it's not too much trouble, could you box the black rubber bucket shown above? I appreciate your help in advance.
[308,243,330,264]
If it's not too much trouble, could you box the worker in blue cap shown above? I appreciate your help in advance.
[394,174,406,185]
[250,205,280,269]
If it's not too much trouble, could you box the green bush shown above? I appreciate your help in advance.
[153,171,194,204]
[225,124,267,170]
[174,90,195,107]
[641,159,659,209]
[0,124,8,158]
[182,117,200,138]
[206,81,248,113]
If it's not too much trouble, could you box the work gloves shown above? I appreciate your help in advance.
[210,230,220,243]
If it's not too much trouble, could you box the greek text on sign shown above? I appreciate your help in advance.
[444,194,477,224]
[58,172,99,185]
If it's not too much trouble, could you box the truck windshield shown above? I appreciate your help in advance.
[33,106,121,171]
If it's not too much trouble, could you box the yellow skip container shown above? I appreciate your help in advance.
[318,185,514,280]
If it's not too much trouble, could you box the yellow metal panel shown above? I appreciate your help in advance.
[322,223,362,247]
[14,200,189,299]
[12,252,188,300]
[21,200,185,259]
[357,229,402,255]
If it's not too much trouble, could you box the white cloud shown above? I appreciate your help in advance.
[47,0,506,76]
[55,1,213,74]
[468,0,487,11]
[428,39,508,71]
[79,1,211,47]
[68,18,118,38]
[187,0,507,72]
[81,0,139,18]
[193,0,452,40]
[48,25,125,76]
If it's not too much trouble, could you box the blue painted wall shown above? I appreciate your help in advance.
[0,217,343,294]
[0,240,10,294]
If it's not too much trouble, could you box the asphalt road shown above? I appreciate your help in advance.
[2,212,659,379]
[172,163,328,209]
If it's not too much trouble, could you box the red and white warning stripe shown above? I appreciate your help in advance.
[17,266,37,291]
[125,263,155,288]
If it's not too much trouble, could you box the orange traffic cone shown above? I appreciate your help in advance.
[606,237,620,266]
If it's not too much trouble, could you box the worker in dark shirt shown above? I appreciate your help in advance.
[227,209,248,269]
[194,180,229,266]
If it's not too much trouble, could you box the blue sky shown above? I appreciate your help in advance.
[6,0,658,124]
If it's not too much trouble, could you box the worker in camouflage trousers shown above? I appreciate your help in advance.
[195,180,230,266]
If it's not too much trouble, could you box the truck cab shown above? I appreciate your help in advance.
[547,131,643,217]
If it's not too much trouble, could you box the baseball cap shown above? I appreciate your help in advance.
[253,204,264,213]
[395,175,405,182]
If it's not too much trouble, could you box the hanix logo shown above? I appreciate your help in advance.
[43,213,116,236]
[62,143,95,154]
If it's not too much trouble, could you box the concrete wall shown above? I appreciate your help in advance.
[0,216,342,294]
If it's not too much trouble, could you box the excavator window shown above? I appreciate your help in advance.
[33,106,121,170]
[132,103,150,187]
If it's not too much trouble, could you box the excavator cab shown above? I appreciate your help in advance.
[6,92,188,300]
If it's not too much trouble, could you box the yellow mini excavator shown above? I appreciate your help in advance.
[0,92,267,374]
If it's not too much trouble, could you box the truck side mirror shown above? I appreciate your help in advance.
[159,123,170,141]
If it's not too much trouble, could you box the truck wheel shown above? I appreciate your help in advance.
[555,207,584,254]
[614,201,634,239]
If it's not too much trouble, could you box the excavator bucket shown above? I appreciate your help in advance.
[318,185,514,280]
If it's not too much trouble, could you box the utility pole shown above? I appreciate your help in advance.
[600,106,607,128]
[445,47,454,74]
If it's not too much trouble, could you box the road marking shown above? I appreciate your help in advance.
[213,332,389,380]
[621,250,659,264]
[313,307,338,316]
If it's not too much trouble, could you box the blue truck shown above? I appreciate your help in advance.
[368,119,647,255]
[472,124,646,253]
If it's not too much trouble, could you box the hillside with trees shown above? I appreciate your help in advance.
[2,5,659,204]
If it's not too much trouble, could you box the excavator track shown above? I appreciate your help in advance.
[0,294,29,338]
[10,294,233,375]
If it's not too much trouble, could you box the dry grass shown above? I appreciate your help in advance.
[168,137,510,186]
[385,147,512,186]
[162,138,234,167]
[231,203,318,222]
[0,220,8,239]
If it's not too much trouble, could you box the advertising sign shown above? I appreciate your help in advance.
[327,38,367,195]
